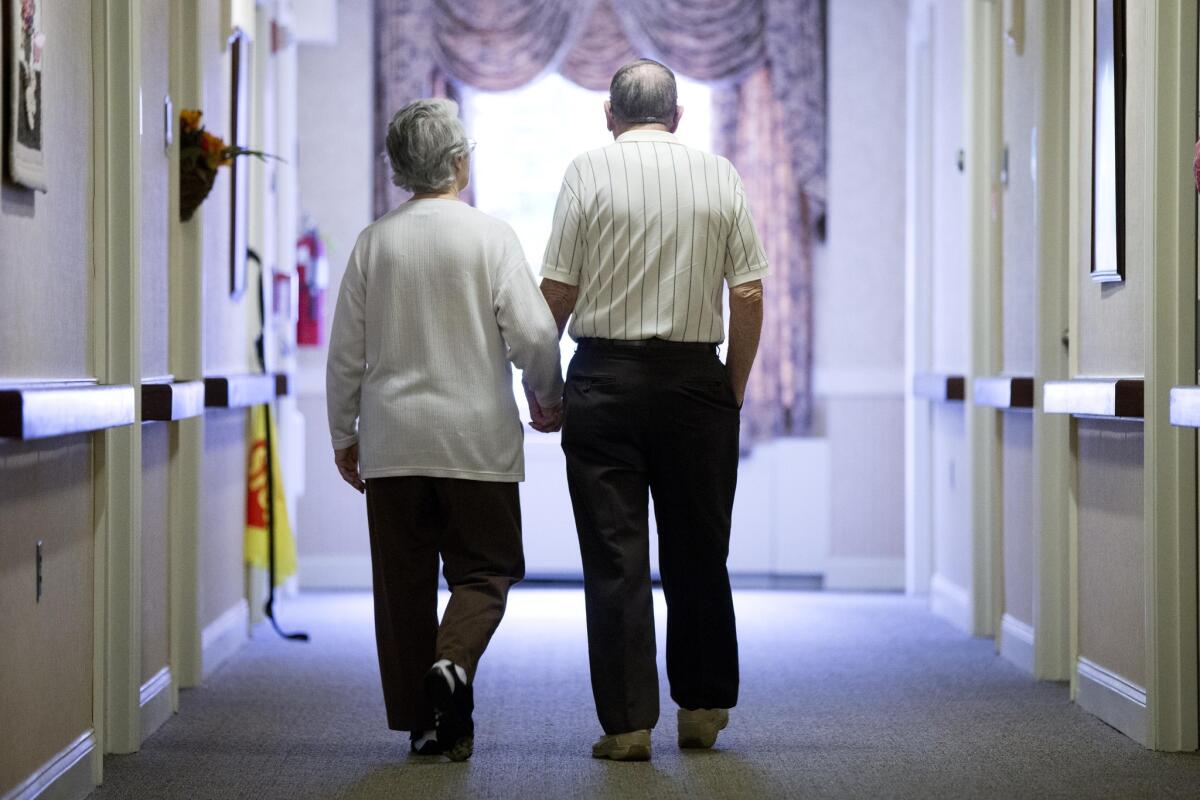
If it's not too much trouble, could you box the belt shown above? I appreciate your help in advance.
[575,337,717,354]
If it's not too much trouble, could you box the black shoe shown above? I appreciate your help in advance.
[409,730,444,756]
[424,662,474,761]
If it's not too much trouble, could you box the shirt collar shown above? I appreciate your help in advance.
[615,129,680,145]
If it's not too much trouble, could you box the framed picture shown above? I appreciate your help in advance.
[7,0,47,191]
[1091,0,1126,283]
[228,27,251,299]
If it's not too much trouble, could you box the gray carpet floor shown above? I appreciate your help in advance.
[90,589,1200,799]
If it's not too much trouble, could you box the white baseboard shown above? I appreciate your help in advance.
[999,614,1036,675]
[930,573,972,633]
[200,598,249,680]
[139,667,174,743]
[299,555,373,590]
[823,557,905,591]
[1076,657,1147,746]
[0,730,96,800]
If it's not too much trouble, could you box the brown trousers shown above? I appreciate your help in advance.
[365,476,524,732]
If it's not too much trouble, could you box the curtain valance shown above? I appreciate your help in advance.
[377,0,825,214]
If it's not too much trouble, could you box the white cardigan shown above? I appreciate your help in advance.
[326,199,563,482]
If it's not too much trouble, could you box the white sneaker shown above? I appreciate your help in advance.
[591,729,652,761]
[677,708,729,749]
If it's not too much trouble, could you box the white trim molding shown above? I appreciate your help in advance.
[1030,0,1073,685]
[1076,657,1148,746]
[903,0,935,598]
[201,599,250,680]
[299,555,374,590]
[1139,0,1198,753]
[139,667,174,743]
[930,573,973,634]
[965,0,1003,642]
[0,730,97,800]
[824,557,905,591]
[999,614,1036,675]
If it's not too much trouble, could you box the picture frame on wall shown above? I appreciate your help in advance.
[1090,0,1126,283]
[228,27,251,299]
[6,0,48,191]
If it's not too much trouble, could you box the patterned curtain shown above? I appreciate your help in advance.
[715,70,814,439]
[372,0,825,438]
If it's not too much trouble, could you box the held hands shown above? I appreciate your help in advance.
[334,443,365,494]
[525,384,563,433]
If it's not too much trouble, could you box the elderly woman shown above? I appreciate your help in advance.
[326,98,563,762]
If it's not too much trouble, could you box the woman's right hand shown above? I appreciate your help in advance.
[334,444,365,493]
[525,387,563,433]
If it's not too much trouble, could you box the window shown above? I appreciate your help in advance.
[464,72,713,415]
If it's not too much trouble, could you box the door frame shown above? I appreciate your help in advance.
[1029,0,1073,682]
[1142,0,1198,753]
[92,0,146,763]
[905,0,936,596]
[966,0,1004,638]
[168,0,205,692]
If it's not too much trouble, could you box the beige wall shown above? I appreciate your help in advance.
[827,398,905,559]
[1076,421,1145,685]
[201,409,250,628]
[0,437,95,792]
[1001,413,1034,625]
[1000,0,1040,377]
[1076,3,1151,377]
[0,3,94,381]
[201,0,255,377]
[932,404,971,589]
[141,0,171,380]
[196,0,256,631]
[929,0,968,374]
[294,0,376,569]
[1070,0,1156,695]
[142,424,171,683]
[0,4,98,793]
[818,0,907,565]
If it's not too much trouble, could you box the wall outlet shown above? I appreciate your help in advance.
[36,540,43,603]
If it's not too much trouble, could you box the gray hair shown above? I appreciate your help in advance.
[609,59,678,125]
[385,98,469,193]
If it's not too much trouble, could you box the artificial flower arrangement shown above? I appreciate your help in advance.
[179,109,277,221]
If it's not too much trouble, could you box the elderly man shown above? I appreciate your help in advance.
[536,59,767,761]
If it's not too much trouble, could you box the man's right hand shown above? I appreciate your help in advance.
[526,387,563,433]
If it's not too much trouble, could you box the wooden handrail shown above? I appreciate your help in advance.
[1043,378,1143,420]
[913,372,966,402]
[1168,386,1200,428]
[0,383,136,440]
[143,380,206,421]
[204,374,276,409]
[973,375,1034,409]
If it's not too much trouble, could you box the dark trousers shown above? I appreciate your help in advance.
[365,476,524,732]
[562,339,741,735]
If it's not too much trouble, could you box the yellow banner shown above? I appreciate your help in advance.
[245,405,297,585]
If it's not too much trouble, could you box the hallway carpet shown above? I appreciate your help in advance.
[91,590,1200,799]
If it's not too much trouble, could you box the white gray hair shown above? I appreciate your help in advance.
[385,98,469,194]
[609,59,678,125]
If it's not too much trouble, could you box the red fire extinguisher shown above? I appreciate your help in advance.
[296,220,328,347]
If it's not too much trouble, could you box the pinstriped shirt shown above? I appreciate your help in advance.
[541,129,769,343]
